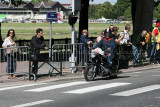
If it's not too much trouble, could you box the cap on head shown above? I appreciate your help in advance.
[156,20,160,27]
[142,30,147,36]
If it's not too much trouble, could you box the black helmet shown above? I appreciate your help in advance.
[104,32,110,37]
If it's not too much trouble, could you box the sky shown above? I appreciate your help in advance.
[27,0,117,4]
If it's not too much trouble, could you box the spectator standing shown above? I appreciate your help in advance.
[110,27,119,41]
[116,24,139,67]
[105,25,114,36]
[132,30,147,62]
[96,30,105,43]
[80,29,92,73]
[117,25,132,67]
[30,28,48,77]
[119,24,131,45]
[145,29,152,57]
[150,20,160,63]
[155,27,160,63]
[2,29,17,79]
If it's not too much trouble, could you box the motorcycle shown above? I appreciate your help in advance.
[84,48,119,81]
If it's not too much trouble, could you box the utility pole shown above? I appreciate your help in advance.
[69,0,80,73]
[0,22,2,48]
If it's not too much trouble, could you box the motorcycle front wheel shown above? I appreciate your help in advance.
[84,64,96,81]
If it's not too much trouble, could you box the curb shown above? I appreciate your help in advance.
[38,64,160,83]
[0,64,160,87]
[39,76,84,83]
[122,65,160,73]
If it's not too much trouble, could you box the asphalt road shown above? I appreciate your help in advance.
[1,68,160,107]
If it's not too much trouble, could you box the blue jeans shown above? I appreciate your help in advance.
[107,54,115,67]
[132,45,139,65]
[6,54,16,73]
[150,42,156,62]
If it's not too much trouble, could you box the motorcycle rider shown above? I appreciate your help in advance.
[93,32,116,68]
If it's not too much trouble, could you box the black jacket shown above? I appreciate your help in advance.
[30,35,46,53]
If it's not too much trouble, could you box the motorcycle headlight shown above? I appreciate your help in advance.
[91,52,96,58]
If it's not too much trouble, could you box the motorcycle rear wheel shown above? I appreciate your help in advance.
[84,64,96,81]
[109,74,117,79]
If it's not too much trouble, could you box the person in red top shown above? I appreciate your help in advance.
[154,29,159,35]
[150,20,160,63]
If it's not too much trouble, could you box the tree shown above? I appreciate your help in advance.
[113,0,131,19]
[0,0,25,6]
[131,0,154,40]
[78,0,89,42]
[96,2,113,19]
[154,3,160,20]
[123,6,132,21]
[154,0,160,6]
[88,5,98,19]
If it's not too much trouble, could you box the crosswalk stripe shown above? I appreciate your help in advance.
[25,81,89,92]
[64,82,131,94]
[127,75,140,77]
[111,85,160,96]
[152,75,160,76]
[11,99,54,107]
[0,83,47,91]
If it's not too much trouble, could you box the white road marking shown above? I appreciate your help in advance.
[127,75,140,77]
[111,85,160,96]
[152,75,160,77]
[64,83,131,94]
[128,72,141,74]
[11,99,54,107]
[25,81,89,92]
[0,83,47,91]
[155,97,160,99]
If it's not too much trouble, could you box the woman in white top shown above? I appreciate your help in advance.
[2,29,17,79]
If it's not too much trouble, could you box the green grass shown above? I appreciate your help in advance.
[1,23,133,40]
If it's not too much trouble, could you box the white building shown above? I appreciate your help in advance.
[0,1,68,21]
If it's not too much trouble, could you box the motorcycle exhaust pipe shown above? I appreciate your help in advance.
[100,65,110,73]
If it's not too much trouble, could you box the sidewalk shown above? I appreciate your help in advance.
[0,63,160,87]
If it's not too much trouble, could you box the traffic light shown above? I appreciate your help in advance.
[72,0,81,13]
[68,13,78,27]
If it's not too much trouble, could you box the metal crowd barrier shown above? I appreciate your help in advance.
[52,43,94,73]
[28,48,62,81]
[0,46,29,79]
[117,44,150,68]
[51,43,152,73]
[0,43,153,81]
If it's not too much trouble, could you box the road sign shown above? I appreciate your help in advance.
[46,12,58,22]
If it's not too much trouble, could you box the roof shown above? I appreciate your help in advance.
[34,1,58,8]
[62,4,71,6]
[0,1,67,11]
[15,4,27,8]
[0,2,9,8]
